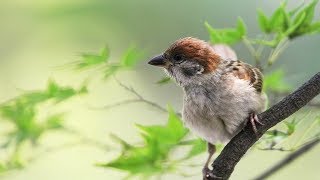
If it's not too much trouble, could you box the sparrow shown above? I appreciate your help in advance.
[148,37,266,179]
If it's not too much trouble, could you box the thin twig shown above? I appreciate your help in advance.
[242,36,266,71]
[267,38,289,66]
[257,147,293,152]
[63,127,111,151]
[95,99,144,110]
[114,78,144,99]
[114,78,168,112]
[254,138,320,180]
[27,130,114,164]
[242,37,257,59]
[28,141,90,163]
[140,99,168,113]
[93,77,168,113]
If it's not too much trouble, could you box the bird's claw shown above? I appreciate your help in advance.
[249,112,264,136]
[202,167,213,180]
[202,167,223,180]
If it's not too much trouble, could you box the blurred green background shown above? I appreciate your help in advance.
[0,0,319,179]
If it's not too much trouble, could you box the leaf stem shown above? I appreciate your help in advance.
[267,38,289,66]
[242,36,264,70]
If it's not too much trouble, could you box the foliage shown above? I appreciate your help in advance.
[258,111,320,151]
[205,0,320,47]
[0,45,144,174]
[204,0,320,68]
[205,17,247,45]
[156,77,172,85]
[0,80,86,172]
[97,106,207,178]
[253,0,319,48]
[0,0,320,179]
[70,46,144,78]
[263,69,292,92]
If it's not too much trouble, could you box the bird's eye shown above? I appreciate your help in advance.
[173,54,183,62]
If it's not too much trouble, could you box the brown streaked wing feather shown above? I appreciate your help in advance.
[226,60,263,93]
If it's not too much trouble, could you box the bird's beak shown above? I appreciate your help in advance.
[148,54,169,68]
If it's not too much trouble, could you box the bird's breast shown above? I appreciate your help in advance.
[182,87,233,144]
[181,78,265,144]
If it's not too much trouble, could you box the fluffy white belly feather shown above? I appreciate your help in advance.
[182,76,265,144]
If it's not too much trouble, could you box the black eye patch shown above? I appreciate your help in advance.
[173,54,184,64]
[174,54,182,61]
[182,67,198,76]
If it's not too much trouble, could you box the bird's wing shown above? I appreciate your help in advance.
[225,60,263,93]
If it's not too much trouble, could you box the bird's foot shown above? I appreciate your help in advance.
[249,112,264,136]
[202,167,223,180]
[202,167,213,180]
[202,143,216,179]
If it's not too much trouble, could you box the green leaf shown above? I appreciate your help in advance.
[185,139,206,159]
[75,46,109,70]
[282,6,292,31]
[205,20,245,45]
[296,0,318,27]
[78,85,88,94]
[1,102,44,145]
[0,80,82,150]
[137,106,188,151]
[265,130,288,137]
[286,12,306,37]
[103,65,121,79]
[221,30,242,44]
[135,105,188,162]
[236,17,247,36]
[0,163,7,173]
[47,79,59,96]
[45,113,65,129]
[0,102,35,124]
[98,105,188,177]
[97,144,162,176]
[263,70,292,92]
[284,118,298,135]
[290,0,319,38]
[5,152,28,172]
[270,7,283,30]
[289,1,305,17]
[257,9,270,33]
[100,46,110,62]
[121,46,144,68]
[46,80,83,103]
[306,22,320,34]
[109,133,132,150]
[167,105,188,138]
[205,22,223,43]
[269,3,290,33]
[156,77,172,85]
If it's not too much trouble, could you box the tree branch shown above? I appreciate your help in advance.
[207,72,320,180]
[254,138,320,180]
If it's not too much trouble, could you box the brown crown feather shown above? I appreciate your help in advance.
[164,37,221,73]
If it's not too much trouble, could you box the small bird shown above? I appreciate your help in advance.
[148,37,266,179]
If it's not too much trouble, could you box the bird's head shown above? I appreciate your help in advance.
[148,37,222,86]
